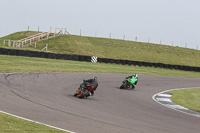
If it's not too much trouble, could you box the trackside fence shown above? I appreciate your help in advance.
[0,48,199,72]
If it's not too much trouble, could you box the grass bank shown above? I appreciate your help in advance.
[0,31,40,42]
[168,88,200,113]
[1,31,200,67]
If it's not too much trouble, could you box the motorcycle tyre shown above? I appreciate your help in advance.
[78,89,89,99]
[120,82,126,89]
[120,84,124,89]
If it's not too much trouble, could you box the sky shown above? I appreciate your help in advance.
[0,0,200,49]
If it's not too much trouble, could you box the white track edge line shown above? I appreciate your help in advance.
[152,87,200,118]
[0,110,76,133]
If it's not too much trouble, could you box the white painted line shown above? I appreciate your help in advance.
[156,98,172,102]
[0,110,76,133]
[166,104,188,110]
[156,98,171,102]
[157,93,172,97]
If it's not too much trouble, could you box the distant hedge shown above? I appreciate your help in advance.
[0,47,199,72]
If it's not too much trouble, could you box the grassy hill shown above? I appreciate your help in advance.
[1,31,200,67]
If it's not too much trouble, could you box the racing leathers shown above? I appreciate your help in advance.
[82,78,98,96]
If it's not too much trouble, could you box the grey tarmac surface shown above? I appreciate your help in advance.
[0,72,200,133]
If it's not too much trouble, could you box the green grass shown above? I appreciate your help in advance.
[0,112,68,133]
[1,31,200,67]
[0,55,200,78]
[0,31,40,41]
[168,88,200,113]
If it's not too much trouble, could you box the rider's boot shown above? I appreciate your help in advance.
[131,85,135,90]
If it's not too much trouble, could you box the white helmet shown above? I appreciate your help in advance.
[133,74,138,78]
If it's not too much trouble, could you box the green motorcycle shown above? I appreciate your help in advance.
[120,75,138,89]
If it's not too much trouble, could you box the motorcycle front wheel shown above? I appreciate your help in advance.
[78,89,89,99]
[120,82,126,89]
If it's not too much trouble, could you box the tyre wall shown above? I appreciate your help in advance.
[0,48,199,72]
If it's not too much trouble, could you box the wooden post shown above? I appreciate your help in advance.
[135,36,137,42]
[46,44,48,51]
[28,26,29,31]
[14,41,16,47]
[80,29,82,36]
[61,28,63,34]
[18,42,20,48]
[123,35,125,40]
[38,26,40,32]
[65,28,67,34]
[109,32,111,38]
[35,42,37,49]
[148,38,149,43]
[172,41,173,46]
[8,39,11,47]
[3,40,5,46]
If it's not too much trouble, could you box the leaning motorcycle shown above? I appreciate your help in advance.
[74,82,94,99]
[120,78,133,89]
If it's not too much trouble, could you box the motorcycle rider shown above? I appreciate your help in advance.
[126,74,138,89]
[83,77,98,96]
[74,77,98,97]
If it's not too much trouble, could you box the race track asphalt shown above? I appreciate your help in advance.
[0,72,200,133]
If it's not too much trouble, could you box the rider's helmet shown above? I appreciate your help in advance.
[93,77,98,81]
[133,74,138,78]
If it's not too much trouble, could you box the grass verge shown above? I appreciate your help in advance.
[0,55,200,77]
[168,88,200,113]
[0,112,68,133]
